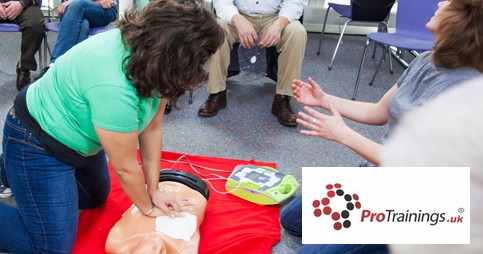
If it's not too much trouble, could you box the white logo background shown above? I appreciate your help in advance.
[302,167,470,244]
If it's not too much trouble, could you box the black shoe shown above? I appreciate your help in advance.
[16,65,31,91]
[34,66,50,82]
[198,91,227,117]
[271,94,297,127]
[164,102,172,114]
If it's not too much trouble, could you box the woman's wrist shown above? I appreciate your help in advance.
[320,94,331,109]
[141,203,154,216]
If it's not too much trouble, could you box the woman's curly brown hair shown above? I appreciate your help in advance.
[118,0,225,107]
[433,0,483,72]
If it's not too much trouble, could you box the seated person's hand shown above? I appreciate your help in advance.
[259,17,288,48]
[3,1,23,20]
[0,4,7,20]
[57,0,73,16]
[232,14,258,49]
[96,0,115,9]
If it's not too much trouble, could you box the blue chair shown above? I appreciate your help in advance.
[0,0,45,70]
[352,0,439,100]
[43,22,116,65]
[317,0,396,70]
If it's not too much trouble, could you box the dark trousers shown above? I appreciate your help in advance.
[2,5,45,71]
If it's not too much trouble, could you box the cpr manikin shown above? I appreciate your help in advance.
[106,170,209,254]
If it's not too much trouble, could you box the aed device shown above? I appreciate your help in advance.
[225,164,299,205]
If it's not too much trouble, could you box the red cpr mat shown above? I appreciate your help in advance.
[72,150,280,254]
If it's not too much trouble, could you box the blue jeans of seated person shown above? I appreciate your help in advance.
[50,0,118,63]
[0,153,7,187]
[0,110,110,253]
[280,195,389,254]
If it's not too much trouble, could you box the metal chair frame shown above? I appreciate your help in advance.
[351,0,439,100]
[317,0,396,70]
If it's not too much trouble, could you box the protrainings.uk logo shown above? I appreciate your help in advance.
[312,183,362,230]
[312,183,466,231]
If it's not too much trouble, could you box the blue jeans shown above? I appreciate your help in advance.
[0,109,110,253]
[280,195,389,254]
[50,0,118,63]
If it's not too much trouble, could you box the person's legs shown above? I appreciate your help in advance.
[298,244,389,254]
[13,5,45,90]
[14,5,45,71]
[273,20,306,97]
[0,109,79,253]
[253,15,305,126]
[280,195,302,236]
[198,18,238,117]
[50,0,117,62]
[281,195,388,254]
[76,150,110,209]
[206,18,237,94]
[0,153,12,198]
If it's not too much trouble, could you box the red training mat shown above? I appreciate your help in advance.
[72,150,281,254]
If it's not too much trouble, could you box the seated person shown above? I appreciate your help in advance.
[281,0,482,253]
[40,0,118,75]
[106,170,210,254]
[197,0,308,127]
[382,77,483,254]
[0,0,44,90]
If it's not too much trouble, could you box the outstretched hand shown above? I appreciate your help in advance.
[292,77,328,108]
[297,102,350,143]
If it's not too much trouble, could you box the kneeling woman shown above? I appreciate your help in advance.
[0,0,224,253]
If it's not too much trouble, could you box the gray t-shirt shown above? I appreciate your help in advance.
[385,51,482,139]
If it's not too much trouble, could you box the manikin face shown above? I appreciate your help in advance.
[426,1,450,38]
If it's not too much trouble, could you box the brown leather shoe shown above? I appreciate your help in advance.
[16,65,31,91]
[271,94,297,127]
[198,90,227,117]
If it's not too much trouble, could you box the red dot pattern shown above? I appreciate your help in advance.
[313,200,320,208]
[314,209,322,217]
[334,222,342,230]
[312,183,363,231]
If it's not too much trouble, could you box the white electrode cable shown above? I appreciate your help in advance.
[160,155,244,195]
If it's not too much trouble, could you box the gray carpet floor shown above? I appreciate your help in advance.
[0,30,407,253]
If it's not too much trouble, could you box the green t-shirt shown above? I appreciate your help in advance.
[27,29,161,157]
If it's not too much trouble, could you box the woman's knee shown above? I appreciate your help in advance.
[65,0,91,15]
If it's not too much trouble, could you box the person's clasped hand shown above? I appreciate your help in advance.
[2,1,23,20]
[232,14,258,49]
[145,189,193,218]
[0,4,7,20]
[97,0,115,9]
[258,20,283,48]
[57,0,73,16]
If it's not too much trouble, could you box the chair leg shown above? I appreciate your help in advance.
[388,46,394,74]
[352,39,370,101]
[188,91,193,104]
[317,6,331,56]
[328,19,350,70]
[39,37,43,71]
[369,44,387,86]
[372,22,387,59]
[44,32,52,62]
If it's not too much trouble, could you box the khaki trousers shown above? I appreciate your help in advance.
[207,13,307,97]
